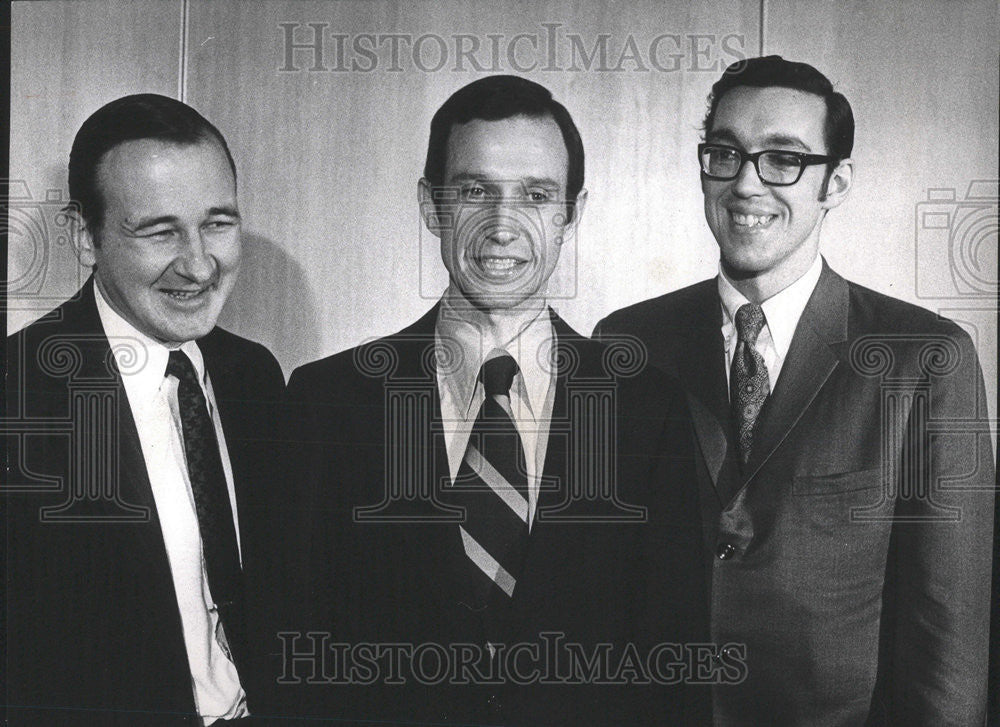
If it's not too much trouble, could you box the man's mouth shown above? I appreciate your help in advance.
[730,212,775,229]
[161,286,212,301]
[474,256,528,278]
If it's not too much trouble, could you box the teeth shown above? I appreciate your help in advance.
[732,212,774,228]
[164,290,204,299]
[479,257,522,271]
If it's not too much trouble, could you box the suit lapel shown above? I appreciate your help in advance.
[197,333,257,542]
[68,280,180,601]
[506,311,575,624]
[71,280,162,523]
[388,307,474,609]
[744,263,850,480]
[390,304,452,506]
[671,283,733,503]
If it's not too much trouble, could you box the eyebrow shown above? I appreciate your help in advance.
[208,205,240,218]
[122,215,178,233]
[446,173,562,189]
[706,129,813,152]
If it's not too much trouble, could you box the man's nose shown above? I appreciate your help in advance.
[175,233,218,282]
[486,225,520,245]
[485,197,525,245]
[731,158,767,197]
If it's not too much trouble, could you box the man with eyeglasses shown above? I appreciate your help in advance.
[596,56,993,725]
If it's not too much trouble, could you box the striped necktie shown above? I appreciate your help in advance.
[456,354,530,602]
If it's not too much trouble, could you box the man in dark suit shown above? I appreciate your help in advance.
[5,95,285,725]
[278,76,709,725]
[595,56,995,725]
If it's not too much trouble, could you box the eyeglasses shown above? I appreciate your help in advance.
[698,143,837,186]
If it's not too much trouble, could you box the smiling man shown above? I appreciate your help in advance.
[5,95,284,725]
[280,75,708,725]
[596,56,994,724]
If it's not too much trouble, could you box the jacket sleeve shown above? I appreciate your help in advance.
[884,328,994,725]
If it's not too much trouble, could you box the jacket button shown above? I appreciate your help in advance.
[487,693,502,715]
[716,542,736,560]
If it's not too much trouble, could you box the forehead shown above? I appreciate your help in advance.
[96,138,235,207]
[444,115,569,185]
[709,86,828,152]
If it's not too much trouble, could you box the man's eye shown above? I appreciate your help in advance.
[461,185,487,201]
[527,191,552,203]
[765,152,801,169]
[142,229,176,240]
[206,220,237,231]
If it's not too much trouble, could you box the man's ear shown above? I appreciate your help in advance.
[821,158,853,209]
[560,188,587,243]
[417,178,442,239]
[68,209,98,268]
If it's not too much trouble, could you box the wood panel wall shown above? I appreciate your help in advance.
[9,0,996,427]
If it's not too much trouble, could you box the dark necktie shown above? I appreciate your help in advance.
[730,304,770,467]
[165,350,244,647]
[455,354,530,602]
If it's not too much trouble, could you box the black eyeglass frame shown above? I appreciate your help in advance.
[697,143,839,186]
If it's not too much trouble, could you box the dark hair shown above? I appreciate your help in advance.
[68,93,236,235]
[423,75,584,219]
[703,56,854,161]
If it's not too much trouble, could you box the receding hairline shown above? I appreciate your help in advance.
[89,136,237,233]
[438,112,571,182]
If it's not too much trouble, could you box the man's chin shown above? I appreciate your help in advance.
[718,248,775,281]
[454,288,542,314]
[150,317,220,346]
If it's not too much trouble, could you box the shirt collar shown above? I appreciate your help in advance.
[717,254,823,359]
[94,279,207,404]
[435,287,554,420]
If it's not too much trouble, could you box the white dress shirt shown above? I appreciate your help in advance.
[718,254,823,395]
[435,289,557,530]
[95,283,248,725]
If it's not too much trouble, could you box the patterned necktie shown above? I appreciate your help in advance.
[166,351,243,625]
[456,354,530,602]
[730,304,770,467]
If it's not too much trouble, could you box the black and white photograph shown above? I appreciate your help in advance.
[4,1,997,725]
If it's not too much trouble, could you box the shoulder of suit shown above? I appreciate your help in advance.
[201,325,283,377]
[202,325,275,358]
[596,278,716,335]
[287,322,429,403]
[8,291,89,344]
[844,278,973,342]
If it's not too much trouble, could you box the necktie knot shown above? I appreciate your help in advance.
[166,349,199,386]
[735,304,766,346]
[480,354,518,397]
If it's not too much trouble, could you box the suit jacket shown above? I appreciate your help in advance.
[274,305,710,725]
[4,278,285,726]
[595,262,995,726]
